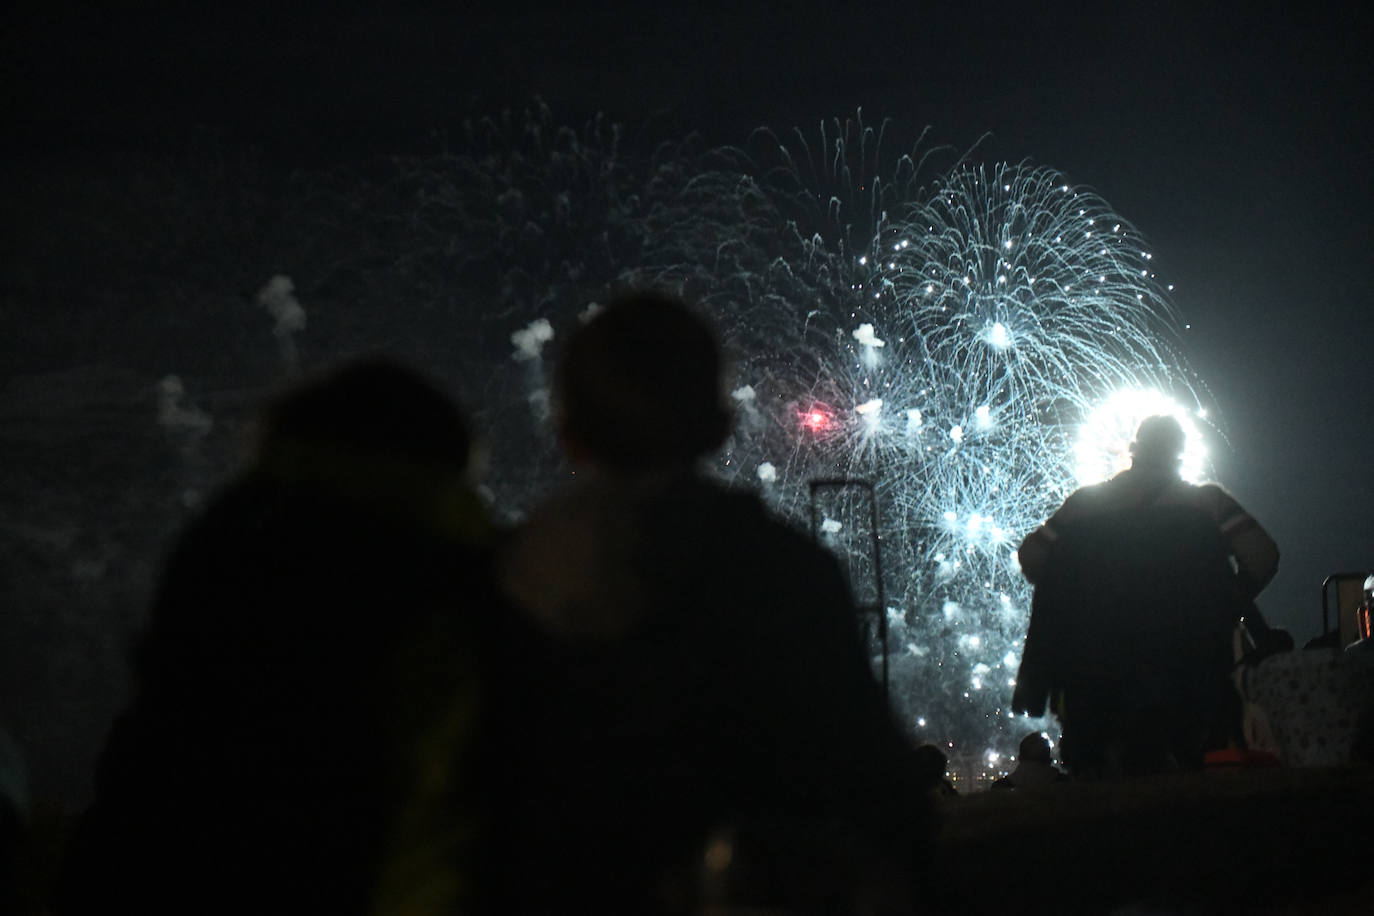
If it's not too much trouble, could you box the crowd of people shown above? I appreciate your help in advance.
[9,287,1369,912]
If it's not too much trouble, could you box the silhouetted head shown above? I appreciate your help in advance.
[253,358,485,540]
[1018,732,1052,765]
[912,743,949,785]
[1129,414,1185,470]
[554,291,731,472]
[259,358,472,471]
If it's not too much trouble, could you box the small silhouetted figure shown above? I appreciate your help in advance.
[913,744,959,798]
[488,291,928,914]
[58,359,494,915]
[991,733,1067,790]
[1012,415,1278,778]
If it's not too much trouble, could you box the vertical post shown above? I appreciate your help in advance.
[809,478,888,695]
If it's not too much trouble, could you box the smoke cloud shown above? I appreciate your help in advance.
[256,275,307,368]
[511,318,555,361]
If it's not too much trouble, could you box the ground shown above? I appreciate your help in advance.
[931,767,1374,914]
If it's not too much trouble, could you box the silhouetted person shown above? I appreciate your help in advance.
[913,743,959,799]
[1012,415,1278,778]
[488,291,928,913]
[991,732,1066,790]
[58,359,494,915]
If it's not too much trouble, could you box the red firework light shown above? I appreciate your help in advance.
[800,406,834,432]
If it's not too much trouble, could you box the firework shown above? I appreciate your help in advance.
[681,145,1206,767]
[299,110,1210,775]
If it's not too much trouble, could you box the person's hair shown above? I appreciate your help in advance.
[912,743,949,783]
[1129,414,1185,468]
[259,357,471,471]
[554,290,731,471]
[1018,732,1052,765]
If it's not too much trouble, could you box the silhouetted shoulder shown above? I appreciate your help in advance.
[1047,479,1113,524]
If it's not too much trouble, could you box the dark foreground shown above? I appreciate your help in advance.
[13,768,1372,914]
[930,767,1374,915]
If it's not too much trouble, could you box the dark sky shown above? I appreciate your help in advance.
[6,0,1372,637]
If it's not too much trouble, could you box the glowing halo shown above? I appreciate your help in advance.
[1073,388,1210,486]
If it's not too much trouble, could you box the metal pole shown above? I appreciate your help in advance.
[809,478,888,695]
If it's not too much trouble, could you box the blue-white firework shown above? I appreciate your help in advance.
[293,110,1211,777]
[674,145,1207,771]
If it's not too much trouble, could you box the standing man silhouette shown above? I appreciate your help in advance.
[1013,415,1279,776]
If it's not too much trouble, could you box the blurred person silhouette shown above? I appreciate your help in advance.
[1011,415,1279,778]
[913,743,959,799]
[57,358,495,915]
[490,290,929,914]
[990,733,1067,790]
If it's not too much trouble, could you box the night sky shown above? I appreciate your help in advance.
[4,2,1371,637]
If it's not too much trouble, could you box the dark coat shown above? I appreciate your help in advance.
[58,473,491,914]
[487,472,929,912]
[1013,502,1245,774]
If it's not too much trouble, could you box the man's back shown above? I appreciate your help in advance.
[1015,501,1244,773]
